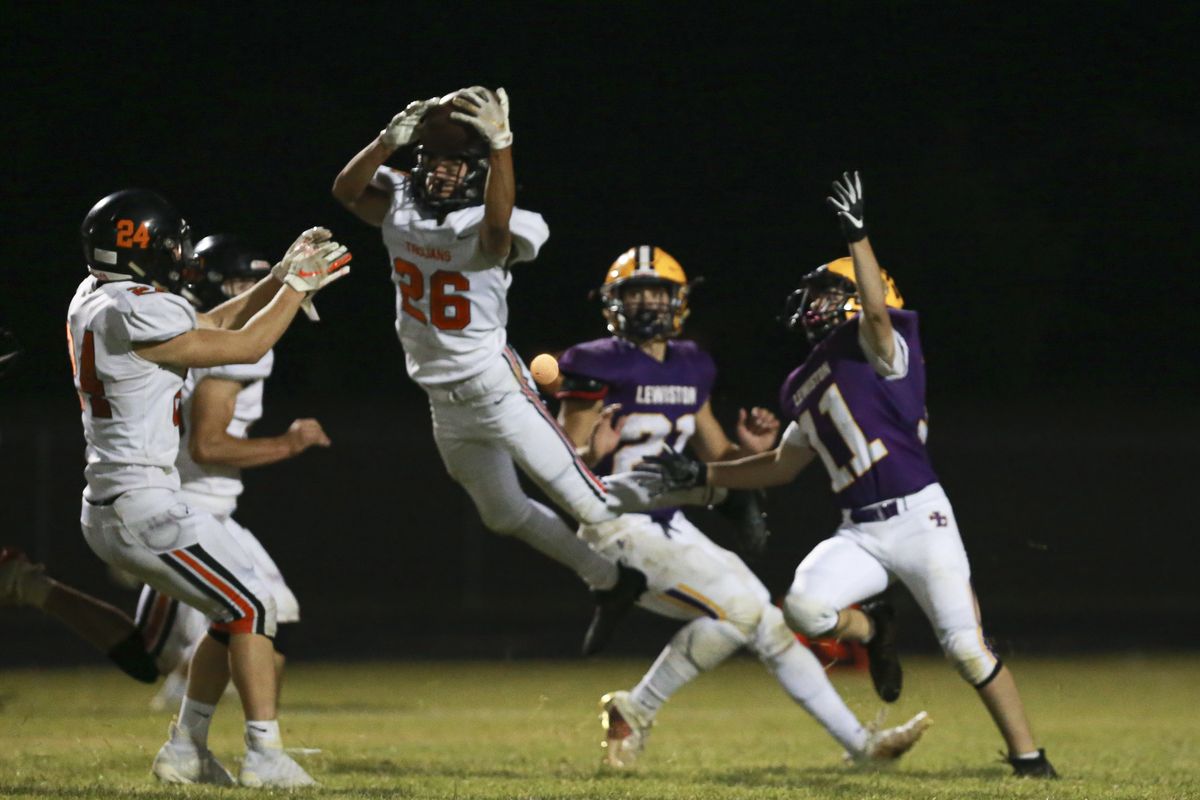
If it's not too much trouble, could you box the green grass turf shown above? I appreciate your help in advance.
[0,654,1197,799]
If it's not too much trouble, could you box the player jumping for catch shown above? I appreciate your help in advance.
[331,87,652,654]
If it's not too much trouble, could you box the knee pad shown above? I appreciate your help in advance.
[750,605,798,661]
[782,591,838,637]
[942,627,1001,686]
[671,617,748,671]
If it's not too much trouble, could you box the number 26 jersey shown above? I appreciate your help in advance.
[374,167,550,387]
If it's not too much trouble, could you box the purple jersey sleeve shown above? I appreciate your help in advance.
[780,309,938,509]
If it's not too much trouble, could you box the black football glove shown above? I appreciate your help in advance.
[826,170,867,243]
[712,489,771,558]
[634,446,708,494]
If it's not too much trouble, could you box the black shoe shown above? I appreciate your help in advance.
[582,563,647,656]
[1008,748,1059,778]
[862,600,902,702]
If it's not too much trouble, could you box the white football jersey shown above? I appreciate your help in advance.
[374,167,550,386]
[66,277,197,501]
[175,350,274,508]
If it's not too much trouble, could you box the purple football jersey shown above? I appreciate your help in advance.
[559,337,716,521]
[779,309,938,509]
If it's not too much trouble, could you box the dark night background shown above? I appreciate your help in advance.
[1,3,1196,667]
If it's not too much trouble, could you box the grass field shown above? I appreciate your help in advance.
[1,654,1197,799]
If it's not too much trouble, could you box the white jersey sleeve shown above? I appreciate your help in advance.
[857,326,910,380]
[176,350,274,510]
[67,279,197,501]
[376,167,550,386]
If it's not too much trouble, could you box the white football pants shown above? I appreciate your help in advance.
[427,347,618,588]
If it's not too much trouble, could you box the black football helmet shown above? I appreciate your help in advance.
[410,102,490,214]
[186,234,272,311]
[783,257,904,344]
[81,189,195,293]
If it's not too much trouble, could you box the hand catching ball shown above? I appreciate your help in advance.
[530,353,560,387]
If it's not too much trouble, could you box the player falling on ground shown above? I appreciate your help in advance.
[557,246,930,767]
[332,86,652,653]
[3,237,321,712]
[631,173,1057,778]
[65,189,349,787]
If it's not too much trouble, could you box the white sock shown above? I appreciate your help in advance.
[630,645,700,718]
[1015,750,1041,760]
[630,618,745,717]
[513,500,617,589]
[763,641,868,753]
[245,719,282,751]
[177,698,216,747]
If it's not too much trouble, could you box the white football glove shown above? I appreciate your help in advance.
[380,96,440,148]
[449,86,512,150]
[602,471,726,514]
[274,230,352,294]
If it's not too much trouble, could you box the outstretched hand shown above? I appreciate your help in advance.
[736,407,781,454]
[380,97,441,149]
[633,445,708,495]
[449,86,513,150]
[826,170,867,243]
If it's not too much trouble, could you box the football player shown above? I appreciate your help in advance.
[631,173,1057,778]
[332,87,652,654]
[558,246,929,767]
[137,233,324,711]
[67,189,348,787]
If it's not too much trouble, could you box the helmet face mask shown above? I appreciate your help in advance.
[409,103,490,214]
[784,257,904,344]
[185,234,272,312]
[81,189,195,294]
[600,246,691,343]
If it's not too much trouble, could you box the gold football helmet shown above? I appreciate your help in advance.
[784,256,904,343]
[599,246,691,341]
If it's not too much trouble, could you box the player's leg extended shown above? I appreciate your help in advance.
[885,489,1053,775]
[596,515,761,765]
[435,431,617,589]
[0,546,157,682]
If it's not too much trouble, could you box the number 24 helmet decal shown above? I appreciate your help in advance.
[81,189,195,294]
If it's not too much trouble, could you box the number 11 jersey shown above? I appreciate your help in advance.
[779,308,938,509]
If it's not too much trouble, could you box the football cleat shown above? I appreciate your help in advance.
[1008,748,1059,778]
[863,599,902,702]
[599,690,652,768]
[850,710,931,763]
[151,723,235,786]
[239,740,318,788]
[582,562,648,656]
[0,546,49,607]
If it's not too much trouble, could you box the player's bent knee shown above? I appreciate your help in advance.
[751,604,797,660]
[722,594,764,638]
[782,591,838,637]
[672,618,748,671]
[942,628,1001,686]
